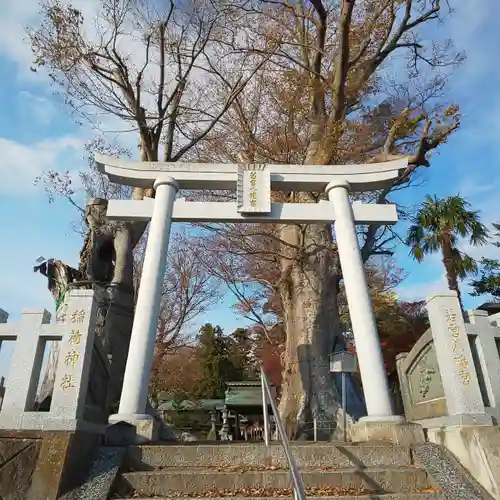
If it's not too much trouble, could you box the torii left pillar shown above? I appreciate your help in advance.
[109,177,178,440]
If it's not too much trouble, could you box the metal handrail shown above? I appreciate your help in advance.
[260,365,307,500]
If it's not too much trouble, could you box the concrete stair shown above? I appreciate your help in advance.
[111,442,444,499]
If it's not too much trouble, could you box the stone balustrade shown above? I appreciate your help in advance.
[0,289,107,433]
[397,291,500,428]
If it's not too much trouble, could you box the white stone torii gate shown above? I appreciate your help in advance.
[96,154,408,433]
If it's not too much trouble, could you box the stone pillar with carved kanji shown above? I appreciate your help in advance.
[51,289,100,428]
[0,289,102,433]
[426,291,492,426]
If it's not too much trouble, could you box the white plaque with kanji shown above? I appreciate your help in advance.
[236,164,271,214]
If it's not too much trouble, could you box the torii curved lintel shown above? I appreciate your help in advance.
[95,154,408,192]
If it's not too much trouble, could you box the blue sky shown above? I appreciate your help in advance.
[0,2,500,377]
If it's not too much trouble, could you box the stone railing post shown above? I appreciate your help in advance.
[0,289,101,432]
[395,352,412,421]
[0,376,5,411]
[465,309,490,326]
[0,308,52,419]
[0,308,10,358]
[465,309,500,423]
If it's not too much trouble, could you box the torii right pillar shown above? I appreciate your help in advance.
[326,180,425,444]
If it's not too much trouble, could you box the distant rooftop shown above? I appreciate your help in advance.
[157,399,224,411]
[158,380,277,411]
[477,302,500,314]
[226,380,266,387]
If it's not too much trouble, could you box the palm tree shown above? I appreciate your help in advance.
[406,195,488,307]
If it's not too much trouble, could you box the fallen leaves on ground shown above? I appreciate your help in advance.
[127,486,441,498]
[166,486,375,497]
[209,465,284,472]
[205,465,349,472]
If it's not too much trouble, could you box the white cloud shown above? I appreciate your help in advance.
[456,177,500,201]
[397,191,500,308]
[452,172,500,264]
[397,273,448,303]
[0,2,38,73]
[447,1,500,82]
[445,1,500,148]
[397,271,483,310]
[458,220,500,266]
[396,250,448,302]
[17,90,56,125]
[0,136,84,195]
[0,0,221,145]
[0,0,102,82]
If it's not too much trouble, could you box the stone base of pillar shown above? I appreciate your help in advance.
[413,413,492,430]
[107,414,159,444]
[349,418,425,445]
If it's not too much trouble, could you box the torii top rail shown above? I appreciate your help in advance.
[96,154,407,192]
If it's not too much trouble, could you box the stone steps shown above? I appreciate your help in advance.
[118,467,431,497]
[124,443,413,470]
[112,443,442,499]
[119,496,444,500]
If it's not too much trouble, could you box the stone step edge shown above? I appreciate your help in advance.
[130,443,410,448]
[116,494,443,500]
[126,466,424,472]
[122,466,425,475]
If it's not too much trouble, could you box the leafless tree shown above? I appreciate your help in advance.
[29,0,272,410]
[188,0,462,438]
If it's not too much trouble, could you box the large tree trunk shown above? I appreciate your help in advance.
[79,199,138,413]
[92,286,134,414]
[441,244,463,310]
[78,198,165,426]
[278,223,346,440]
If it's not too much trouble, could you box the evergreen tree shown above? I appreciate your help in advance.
[470,222,500,300]
[406,195,488,307]
[230,327,256,379]
[195,324,241,399]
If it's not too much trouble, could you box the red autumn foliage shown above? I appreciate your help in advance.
[254,323,285,393]
[349,300,429,376]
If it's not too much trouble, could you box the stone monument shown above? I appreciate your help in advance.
[397,291,493,428]
[0,289,106,432]
[426,291,491,426]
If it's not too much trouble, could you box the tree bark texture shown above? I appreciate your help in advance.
[78,199,138,413]
[441,243,463,310]
[36,199,139,416]
[277,222,358,439]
